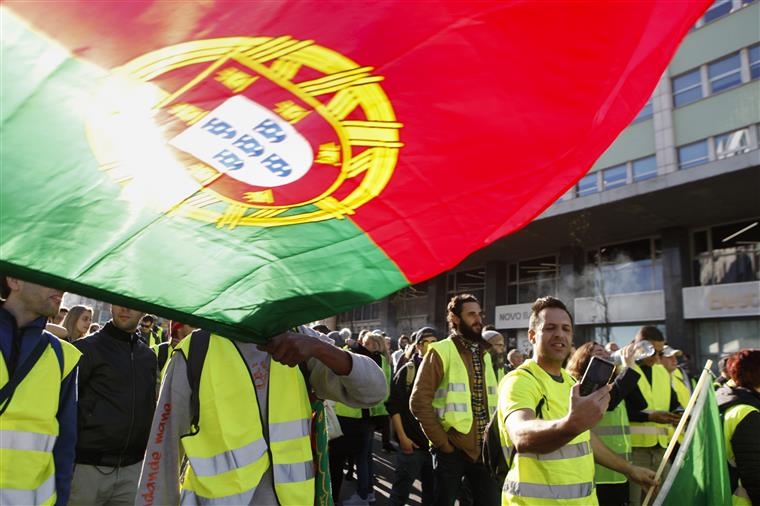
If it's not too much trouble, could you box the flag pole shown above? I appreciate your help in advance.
[641,359,714,506]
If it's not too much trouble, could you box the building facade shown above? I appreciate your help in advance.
[337,1,760,367]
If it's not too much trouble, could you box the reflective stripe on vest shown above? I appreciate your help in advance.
[629,426,668,435]
[428,338,498,433]
[520,441,590,461]
[630,363,671,448]
[503,480,594,500]
[0,473,56,506]
[592,425,630,436]
[188,438,268,477]
[176,334,314,505]
[0,430,57,452]
[180,486,256,505]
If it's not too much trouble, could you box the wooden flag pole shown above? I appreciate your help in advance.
[641,359,714,506]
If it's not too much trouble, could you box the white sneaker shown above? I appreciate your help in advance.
[367,491,376,503]
[343,493,369,506]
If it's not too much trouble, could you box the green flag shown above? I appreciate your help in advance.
[653,382,732,506]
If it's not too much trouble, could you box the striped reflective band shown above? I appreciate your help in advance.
[0,472,55,505]
[629,426,668,435]
[521,440,590,461]
[435,383,467,399]
[592,426,631,436]
[436,403,468,418]
[189,437,267,477]
[274,460,315,484]
[0,430,56,452]
[270,418,310,442]
[180,486,256,505]
[504,480,594,500]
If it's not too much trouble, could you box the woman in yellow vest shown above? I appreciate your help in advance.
[716,349,760,506]
[566,341,643,506]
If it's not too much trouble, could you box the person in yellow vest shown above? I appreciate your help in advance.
[150,322,195,385]
[660,346,691,409]
[135,326,387,505]
[409,293,500,505]
[498,296,656,506]
[0,275,81,506]
[624,326,682,506]
[138,314,163,348]
[716,349,760,506]
[566,341,645,506]
[483,330,509,384]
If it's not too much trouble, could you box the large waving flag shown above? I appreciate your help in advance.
[1,1,709,341]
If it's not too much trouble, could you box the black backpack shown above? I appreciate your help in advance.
[482,366,546,484]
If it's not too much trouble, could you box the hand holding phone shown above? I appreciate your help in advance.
[579,356,615,397]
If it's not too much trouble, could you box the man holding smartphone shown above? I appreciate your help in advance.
[625,326,682,506]
[498,297,656,505]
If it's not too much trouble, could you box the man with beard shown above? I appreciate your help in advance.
[483,330,508,382]
[410,294,500,505]
[498,297,656,505]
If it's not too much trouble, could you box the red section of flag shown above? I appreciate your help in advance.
[7,1,709,283]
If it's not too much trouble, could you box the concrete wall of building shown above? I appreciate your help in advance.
[592,119,656,171]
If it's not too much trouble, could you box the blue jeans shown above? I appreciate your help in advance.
[432,448,500,506]
[389,449,434,506]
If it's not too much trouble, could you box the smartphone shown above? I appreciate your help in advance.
[579,356,615,396]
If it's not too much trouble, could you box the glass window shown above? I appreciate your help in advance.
[672,69,703,107]
[634,99,653,121]
[507,256,558,304]
[587,238,662,295]
[632,155,657,181]
[448,268,485,307]
[708,53,742,93]
[697,319,760,374]
[703,0,733,23]
[693,220,760,285]
[749,44,760,80]
[603,164,627,190]
[577,173,598,197]
[715,128,750,159]
[678,140,709,169]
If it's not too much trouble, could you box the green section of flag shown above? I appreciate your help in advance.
[655,384,732,506]
[0,10,408,341]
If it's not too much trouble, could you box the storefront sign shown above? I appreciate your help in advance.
[683,281,760,319]
[494,303,533,329]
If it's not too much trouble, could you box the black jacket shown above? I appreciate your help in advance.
[386,354,428,449]
[73,322,157,466]
[716,386,760,504]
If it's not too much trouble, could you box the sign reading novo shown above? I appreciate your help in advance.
[494,303,533,329]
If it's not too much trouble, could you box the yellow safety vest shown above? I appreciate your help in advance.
[428,338,498,434]
[176,334,314,505]
[630,364,671,448]
[369,354,391,417]
[723,403,758,506]
[592,402,631,484]
[497,360,597,505]
[672,368,691,409]
[0,336,80,506]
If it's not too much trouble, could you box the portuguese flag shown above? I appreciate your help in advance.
[1,2,709,341]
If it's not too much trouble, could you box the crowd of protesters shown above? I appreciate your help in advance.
[1,274,757,506]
